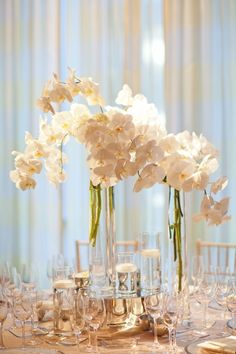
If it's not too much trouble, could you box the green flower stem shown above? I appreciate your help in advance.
[174,189,183,292]
[108,186,115,214]
[89,182,101,247]
[169,188,183,292]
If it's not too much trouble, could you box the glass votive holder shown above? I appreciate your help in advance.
[115,252,138,295]
[140,232,161,292]
[53,280,75,334]
[53,266,74,283]
[74,270,90,289]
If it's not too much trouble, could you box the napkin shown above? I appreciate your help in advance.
[198,336,236,353]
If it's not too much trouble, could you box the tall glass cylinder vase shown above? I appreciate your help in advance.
[89,184,116,295]
[167,188,190,322]
[105,186,116,289]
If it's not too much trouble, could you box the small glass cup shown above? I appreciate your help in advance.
[53,281,75,335]
[116,252,137,295]
[140,232,161,292]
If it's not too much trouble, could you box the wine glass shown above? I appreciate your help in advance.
[46,259,55,287]
[22,289,42,346]
[163,292,182,353]
[73,288,86,348]
[83,292,106,353]
[194,270,216,330]
[13,292,32,347]
[144,292,164,352]
[191,255,204,286]
[4,267,21,330]
[0,286,8,348]
[226,281,236,330]
[21,264,39,291]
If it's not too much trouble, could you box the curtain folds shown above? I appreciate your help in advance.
[0,0,165,279]
[1,0,234,281]
[164,0,236,251]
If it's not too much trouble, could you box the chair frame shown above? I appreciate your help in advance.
[196,239,236,273]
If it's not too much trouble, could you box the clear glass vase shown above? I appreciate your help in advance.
[167,188,190,323]
[89,185,116,295]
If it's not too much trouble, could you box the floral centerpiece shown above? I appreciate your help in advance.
[10,69,230,291]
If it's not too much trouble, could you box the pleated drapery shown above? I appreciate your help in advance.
[1,0,235,283]
[164,0,236,249]
[0,0,166,281]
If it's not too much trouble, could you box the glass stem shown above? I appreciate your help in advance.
[87,327,92,349]
[169,326,176,349]
[0,322,4,348]
[232,312,236,330]
[76,331,80,349]
[203,302,208,328]
[93,329,98,352]
[153,319,160,346]
[22,320,26,347]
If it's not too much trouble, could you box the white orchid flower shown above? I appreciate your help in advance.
[46,169,67,186]
[14,154,42,175]
[127,94,162,127]
[159,134,181,154]
[9,170,36,190]
[52,111,74,136]
[211,176,228,194]
[133,164,165,192]
[199,134,219,158]
[193,195,231,225]
[76,77,105,106]
[166,159,196,191]
[182,171,209,192]
[39,119,64,145]
[198,154,219,175]
[115,84,134,106]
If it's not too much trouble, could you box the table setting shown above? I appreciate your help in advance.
[4,68,234,354]
[0,254,236,354]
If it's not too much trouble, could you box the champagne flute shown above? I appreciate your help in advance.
[194,270,215,330]
[21,264,39,291]
[191,255,204,286]
[0,287,8,348]
[144,292,164,352]
[13,292,32,347]
[83,292,106,353]
[22,289,42,346]
[226,281,236,330]
[163,292,182,353]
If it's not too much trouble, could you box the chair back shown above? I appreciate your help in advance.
[196,239,236,274]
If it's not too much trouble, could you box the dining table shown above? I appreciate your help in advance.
[1,296,235,354]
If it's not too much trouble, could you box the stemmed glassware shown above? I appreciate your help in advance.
[0,286,8,349]
[226,280,236,330]
[23,289,42,346]
[191,255,204,287]
[21,264,39,291]
[163,292,182,353]
[194,269,216,330]
[72,288,86,348]
[83,292,106,353]
[13,291,32,347]
[144,292,164,352]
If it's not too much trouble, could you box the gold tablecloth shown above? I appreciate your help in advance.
[2,301,233,353]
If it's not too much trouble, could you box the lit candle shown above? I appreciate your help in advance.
[116,262,137,273]
[53,279,75,289]
[141,248,160,258]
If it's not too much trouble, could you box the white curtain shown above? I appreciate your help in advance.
[0,0,165,280]
[164,0,236,252]
[1,0,235,283]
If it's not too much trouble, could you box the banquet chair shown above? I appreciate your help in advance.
[75,239,139,271]
[196,239,236,275]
